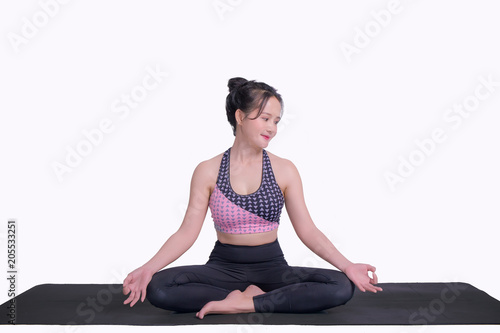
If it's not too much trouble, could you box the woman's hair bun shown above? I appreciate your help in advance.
[227,77,248,92]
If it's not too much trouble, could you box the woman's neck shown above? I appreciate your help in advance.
[230,137,263,164]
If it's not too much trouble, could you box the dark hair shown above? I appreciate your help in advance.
[225,77,283,136]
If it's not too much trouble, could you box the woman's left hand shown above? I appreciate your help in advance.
[344,263,383,293]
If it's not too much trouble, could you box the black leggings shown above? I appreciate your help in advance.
[146,239,355,313]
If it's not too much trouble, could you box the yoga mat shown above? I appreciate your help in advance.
[1,282,499,325]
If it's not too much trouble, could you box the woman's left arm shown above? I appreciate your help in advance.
[281,159,382,293]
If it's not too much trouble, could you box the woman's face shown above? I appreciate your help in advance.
[237,96,282,148]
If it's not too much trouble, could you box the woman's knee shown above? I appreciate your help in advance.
[146,270,181,309]
[319,272,355,308]
[334,273,355,305]
[341,283,355,305]
[145,273,164,307]
[146,268,204,311]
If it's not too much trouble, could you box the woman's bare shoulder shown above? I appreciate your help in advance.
[266,151,307,200]
[266,151,301,192]
[198,152,224,170]
[266,151,297,173]
[192,152,224,185]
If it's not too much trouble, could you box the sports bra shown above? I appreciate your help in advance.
[209,148,285,234]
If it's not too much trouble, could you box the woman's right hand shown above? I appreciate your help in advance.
[122,265,155,307]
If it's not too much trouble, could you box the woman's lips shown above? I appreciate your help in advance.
[262,135,270,140]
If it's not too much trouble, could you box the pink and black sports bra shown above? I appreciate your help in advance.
[209,148,285,234]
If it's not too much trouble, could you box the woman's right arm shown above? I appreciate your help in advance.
[122,160,213,307]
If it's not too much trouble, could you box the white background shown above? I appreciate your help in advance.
[1,0,499,332]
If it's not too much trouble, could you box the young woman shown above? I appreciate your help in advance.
[122,77,382,319]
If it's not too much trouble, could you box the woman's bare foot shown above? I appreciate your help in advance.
[196,285,265,319]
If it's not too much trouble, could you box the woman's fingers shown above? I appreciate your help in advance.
[122,270,151,307]
[130,292,140,307]
[371,271,383,292]
[123,284,142,307]
[345,263,383,293]
[362,268,383,293]
[365,265,382,292]
[131,284,149,306]
[128,290,141,307]
[361,281,380,293]
[123,290,135,305]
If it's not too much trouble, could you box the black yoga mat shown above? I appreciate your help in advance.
[1,282,499,326]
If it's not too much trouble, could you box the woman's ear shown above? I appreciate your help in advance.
[235,109,245,125]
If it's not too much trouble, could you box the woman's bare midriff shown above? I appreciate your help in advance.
[216,229,278,246]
